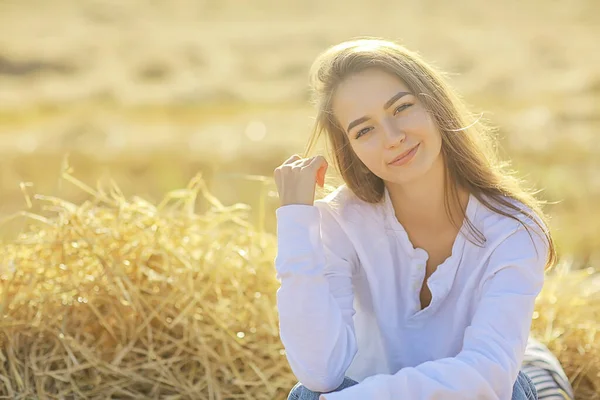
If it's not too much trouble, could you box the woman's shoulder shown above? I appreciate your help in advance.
[313,184,383,230]
[474,194,549,255]
[314,184,365,216]
[471,195,549,287]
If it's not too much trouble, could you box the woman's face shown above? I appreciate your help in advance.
[332,68,443,186]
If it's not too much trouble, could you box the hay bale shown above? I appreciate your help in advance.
[0,170,598,398]
[0,172,295,399]
[531,262,600,399]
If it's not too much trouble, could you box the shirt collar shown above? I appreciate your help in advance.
[381,185,479,235]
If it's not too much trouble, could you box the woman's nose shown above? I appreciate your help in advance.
[382,122,406,148]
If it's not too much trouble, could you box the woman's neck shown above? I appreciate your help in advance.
[385,157,468,232]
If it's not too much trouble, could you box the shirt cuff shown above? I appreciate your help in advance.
[319,383,370,400]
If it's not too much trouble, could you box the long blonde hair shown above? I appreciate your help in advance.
[303,38,556,269]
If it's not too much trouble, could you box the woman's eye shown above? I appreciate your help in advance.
[394,103,413,115]
[353,105,412,139]
[355,127,371,139]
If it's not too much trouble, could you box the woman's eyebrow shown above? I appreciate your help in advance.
[383,91,411,110]
[346,91,411,133]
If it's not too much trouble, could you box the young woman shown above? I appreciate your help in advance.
[273,38,573,400]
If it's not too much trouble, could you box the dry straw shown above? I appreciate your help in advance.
[0,168,295,399]
[530,260,600,399]
[0,169,598,399]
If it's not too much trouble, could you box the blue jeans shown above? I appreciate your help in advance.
[288,370,537,400]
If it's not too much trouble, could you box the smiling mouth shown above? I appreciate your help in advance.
[388,143,420,166]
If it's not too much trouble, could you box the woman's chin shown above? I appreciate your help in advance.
[384,162,428,185]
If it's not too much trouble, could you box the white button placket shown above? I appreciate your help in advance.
[411,257,427,313]
[412,262,424,290]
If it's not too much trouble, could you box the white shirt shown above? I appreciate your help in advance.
[274,184,547,400]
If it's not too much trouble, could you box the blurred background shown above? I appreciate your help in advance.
[0,0,598,266]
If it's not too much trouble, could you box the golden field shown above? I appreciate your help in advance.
[0,0,599,260]
[0,0,599,398]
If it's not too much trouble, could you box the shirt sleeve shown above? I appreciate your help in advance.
[322,224,548,400]
[275,202,359,393]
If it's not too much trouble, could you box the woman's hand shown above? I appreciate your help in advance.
[273,154,328,207]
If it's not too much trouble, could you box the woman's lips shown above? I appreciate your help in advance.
[388,143,420,166]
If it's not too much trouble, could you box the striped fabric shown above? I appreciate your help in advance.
[522,337,575,400]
